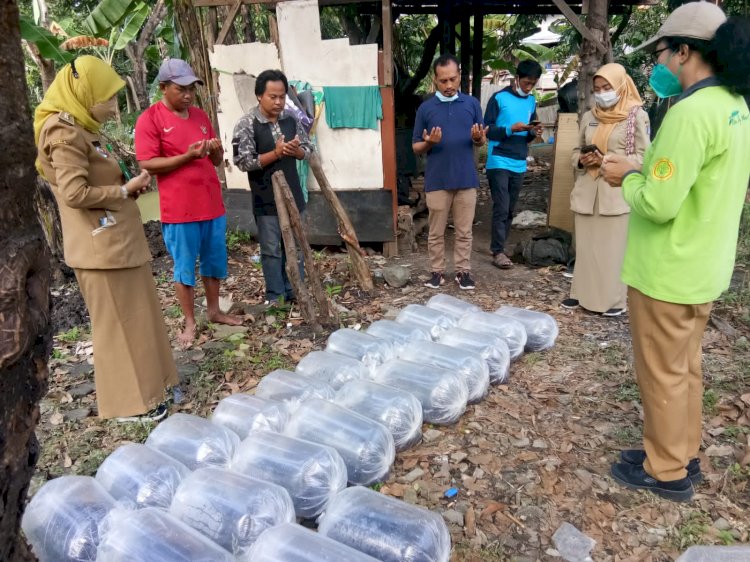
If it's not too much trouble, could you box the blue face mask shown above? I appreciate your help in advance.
[435,91,459,102]
[649,54,683,99]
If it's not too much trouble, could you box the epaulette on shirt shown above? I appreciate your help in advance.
[58,112,75,126]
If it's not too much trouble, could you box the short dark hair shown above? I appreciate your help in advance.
[517,60,543,80]
[433,53,459,74]
[255,69,289,96]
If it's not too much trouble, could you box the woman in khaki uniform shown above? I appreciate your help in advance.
[562,63,650,316]
[34,56,178,420]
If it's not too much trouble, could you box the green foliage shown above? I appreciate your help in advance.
[614,380,640,402]
[19,16,75,64]
[325,284,342,298]
[84,0,139,36]
[702,388,719,416]
[226,228,253,251]
[57,326,83,343]
[671,512,711,551]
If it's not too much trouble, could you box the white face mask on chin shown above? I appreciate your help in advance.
[594,91,620,108]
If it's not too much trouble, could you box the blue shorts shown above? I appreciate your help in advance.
[162,215,228,286]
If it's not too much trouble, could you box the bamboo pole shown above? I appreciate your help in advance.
[308,153,374,292]
[272,171,338,327]
[271,175,320,331]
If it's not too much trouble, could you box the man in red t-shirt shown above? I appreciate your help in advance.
[136,58,241,348]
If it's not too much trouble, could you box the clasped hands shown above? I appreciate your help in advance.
[186,138,223,160]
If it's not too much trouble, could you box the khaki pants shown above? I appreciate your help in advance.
[628,287,712,481]
[426,188,477,274]
[76,265,179,418]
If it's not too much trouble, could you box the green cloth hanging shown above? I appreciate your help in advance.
[323,86,383,130]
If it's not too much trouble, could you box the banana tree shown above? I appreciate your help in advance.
[83,0,169,110]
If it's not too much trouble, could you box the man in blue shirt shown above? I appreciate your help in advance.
[484,60,543,269]
[413,54,487,290]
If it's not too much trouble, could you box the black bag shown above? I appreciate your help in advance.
[516,228,573,267]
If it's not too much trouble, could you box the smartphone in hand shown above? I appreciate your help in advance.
[580,144,600,154]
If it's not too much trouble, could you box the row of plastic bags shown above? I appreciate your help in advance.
[23,296,557,561]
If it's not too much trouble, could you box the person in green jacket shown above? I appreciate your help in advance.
[602,2,750,501]
[601,3,750,502]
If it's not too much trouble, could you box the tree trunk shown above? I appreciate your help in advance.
[240,4,255,43]
[174,0,217,123]
[577,0,611,116]
[0,0,52,558]
[125,0,167,110]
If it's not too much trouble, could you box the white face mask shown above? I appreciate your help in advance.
[435,91,459,103]
[594,91,620,108]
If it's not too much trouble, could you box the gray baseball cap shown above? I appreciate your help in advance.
[157,58,204,86]
[634,1,727,52]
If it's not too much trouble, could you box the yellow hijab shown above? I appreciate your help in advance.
[589,63,643,177]
[33,55,125,146]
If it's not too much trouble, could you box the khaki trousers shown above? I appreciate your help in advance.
[76,264,179,418]
[426,188,477,273]
[628,287,712,481]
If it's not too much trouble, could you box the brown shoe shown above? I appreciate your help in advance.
[492,253,513,269]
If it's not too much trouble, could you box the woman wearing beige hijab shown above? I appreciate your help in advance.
[562,63,650,316]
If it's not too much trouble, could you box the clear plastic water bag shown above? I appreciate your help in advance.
[458,311,527,361]
[326,328,395,375]
[399,340,489,403]
[373,359,468,425]
[295,350,367,390]
[248,523,380,562]
[284,398,395,486]
[145,413,240,470]
[231,431,347,519]
[335,379,423,451]
[254,368,336,408]
[426,293,481,319]
[95,507,234,561]
[212,393,289,439]
[22,475,115,562]
[439,327,511,385]
[318,486,451,562]
[95,443,189,510]
[395,304,457,340]
[169,467,295,559]
[495,305,559,351]
[366,319,431,353]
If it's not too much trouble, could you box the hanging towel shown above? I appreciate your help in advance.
[323,86,383,130]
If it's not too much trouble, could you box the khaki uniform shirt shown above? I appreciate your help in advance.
[37,114,150,269]
[570,109,650,216]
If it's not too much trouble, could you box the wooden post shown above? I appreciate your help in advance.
[460,11,471,94]
[216,0,242,45]
[308,154,374,292]
[272,171,338,327]
[271,175,320,330]
[471,7,483,100]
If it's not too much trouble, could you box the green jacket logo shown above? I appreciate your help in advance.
[729,110,749,126]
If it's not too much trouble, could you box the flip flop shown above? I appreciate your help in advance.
[492,253,513,269]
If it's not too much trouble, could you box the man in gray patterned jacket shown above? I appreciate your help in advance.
[232,69,313,305]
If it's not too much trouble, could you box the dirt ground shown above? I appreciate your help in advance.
[34,158,750,561]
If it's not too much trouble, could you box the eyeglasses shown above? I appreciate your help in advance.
[651,47,671,64]
[70,58,79,79]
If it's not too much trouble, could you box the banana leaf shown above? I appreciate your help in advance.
[19,16,75,63]
[85,0,137,36]
[112,2,149,50]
